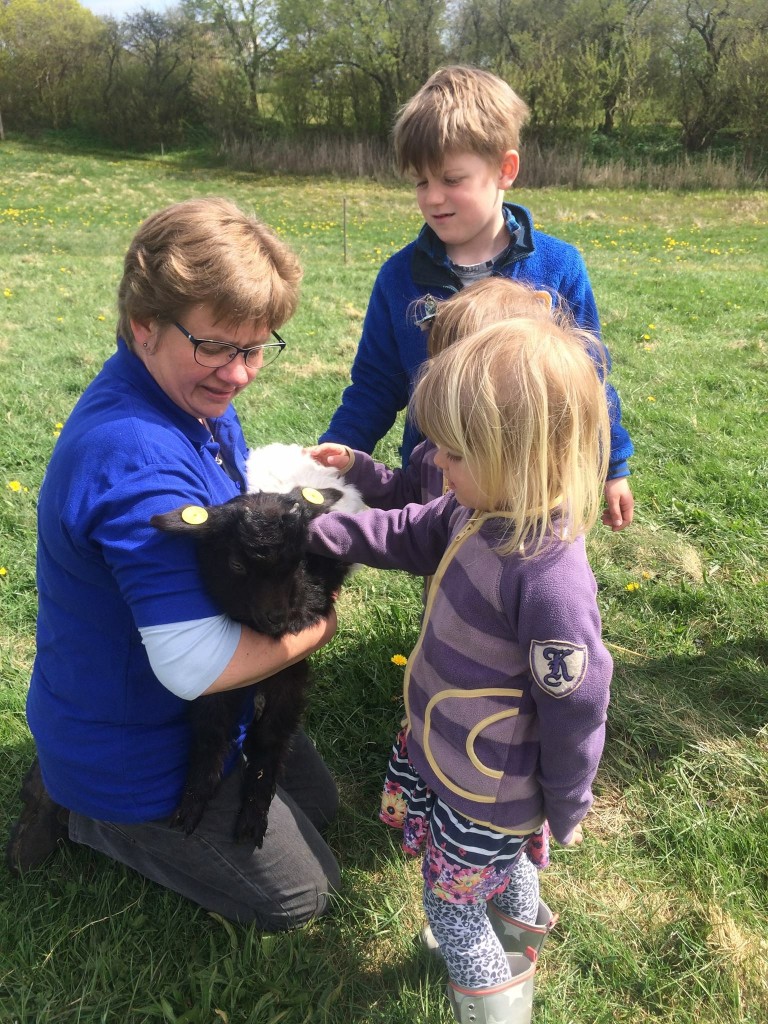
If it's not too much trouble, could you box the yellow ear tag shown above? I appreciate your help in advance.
[301,487,324,505]
[181,505,209,525]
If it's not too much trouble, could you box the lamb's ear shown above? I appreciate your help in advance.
[291,486,344,517]
[150,504,215,535]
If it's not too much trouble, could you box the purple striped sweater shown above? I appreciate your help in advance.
[306,492,612,845]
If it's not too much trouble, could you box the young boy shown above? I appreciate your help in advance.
[319,65,634,530]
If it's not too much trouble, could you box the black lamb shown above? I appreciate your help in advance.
[150,485,351,849]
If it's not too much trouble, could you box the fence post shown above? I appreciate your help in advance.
[343,197,348,264]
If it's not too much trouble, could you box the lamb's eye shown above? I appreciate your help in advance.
[228,558,247,574]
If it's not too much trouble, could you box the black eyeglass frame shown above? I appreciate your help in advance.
[173,321,286,368]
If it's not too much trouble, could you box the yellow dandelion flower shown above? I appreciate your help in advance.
[625,582,640,592]
[642,334,651,341]
[3,288,12,298]
[0,567,7,577]
[97,315,106,321]
[391,654,408,667]
[7,480,22,492]
[647,396,656,402]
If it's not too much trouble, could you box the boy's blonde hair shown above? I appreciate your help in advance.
[393,65,530,175]
[425,278,554,358]
[117,197,302,347]
[411,315,610,554]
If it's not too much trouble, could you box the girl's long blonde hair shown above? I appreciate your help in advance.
[412,313,610,555]
[424,277,555,358]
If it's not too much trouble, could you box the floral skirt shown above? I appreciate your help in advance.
[379,728,549,905]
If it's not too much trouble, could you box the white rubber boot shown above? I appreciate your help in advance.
[447,950,536,1024]
[488,899,558,956]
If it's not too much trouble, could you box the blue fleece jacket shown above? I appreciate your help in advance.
[27,339,252,822]
[321,202,634,474]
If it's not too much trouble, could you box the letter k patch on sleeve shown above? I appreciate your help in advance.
[529,640,589,698]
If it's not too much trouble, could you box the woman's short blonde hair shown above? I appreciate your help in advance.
[424,278,555,358]
[393,65,530,176]
[412,314,610,554]
[117,197,302,346]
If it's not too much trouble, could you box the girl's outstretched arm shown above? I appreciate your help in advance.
[306,494,458,577]
[308,442,434,511]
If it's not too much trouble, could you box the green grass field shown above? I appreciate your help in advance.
[1,140,766,1023]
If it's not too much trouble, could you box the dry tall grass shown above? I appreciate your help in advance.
[520,144,766,190]
[220,134,394,178]
[219,133,766,189]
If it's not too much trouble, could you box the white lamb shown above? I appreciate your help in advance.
[245,442,365,514]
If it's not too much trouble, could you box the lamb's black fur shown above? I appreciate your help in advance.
[150,486,349,848]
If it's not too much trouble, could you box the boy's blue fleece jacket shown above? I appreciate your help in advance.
[321,202,634,475]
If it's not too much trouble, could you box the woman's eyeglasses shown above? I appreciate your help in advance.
[173,321,286,369]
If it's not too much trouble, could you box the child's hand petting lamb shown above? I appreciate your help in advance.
[305,442,354,474]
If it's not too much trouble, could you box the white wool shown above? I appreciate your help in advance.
[245,443,365,514]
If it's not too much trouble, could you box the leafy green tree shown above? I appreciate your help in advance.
[723,31,768,154]
[0,0,764,156]
[560,0,655,135]
[275,0,447,135]
[0,0,103,130]
[649,0,768,150]
[272,0,362,132]
[447,0,656,140]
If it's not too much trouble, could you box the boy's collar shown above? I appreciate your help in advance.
[415,202,532,269]
[412,203,534,288]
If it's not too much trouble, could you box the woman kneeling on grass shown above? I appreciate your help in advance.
[5,197,339,928]
[304,313,614,1023]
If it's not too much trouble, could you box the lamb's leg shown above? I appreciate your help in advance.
[171,690,246,835]
[234,661,311,847]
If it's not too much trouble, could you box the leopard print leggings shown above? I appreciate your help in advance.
[423,853,540,990]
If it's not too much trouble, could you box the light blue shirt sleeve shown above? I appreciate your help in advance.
[139,615,242,700]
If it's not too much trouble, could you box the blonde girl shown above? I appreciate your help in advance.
[306,312,613,1024]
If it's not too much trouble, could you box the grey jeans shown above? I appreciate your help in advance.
[69,730,340,928]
